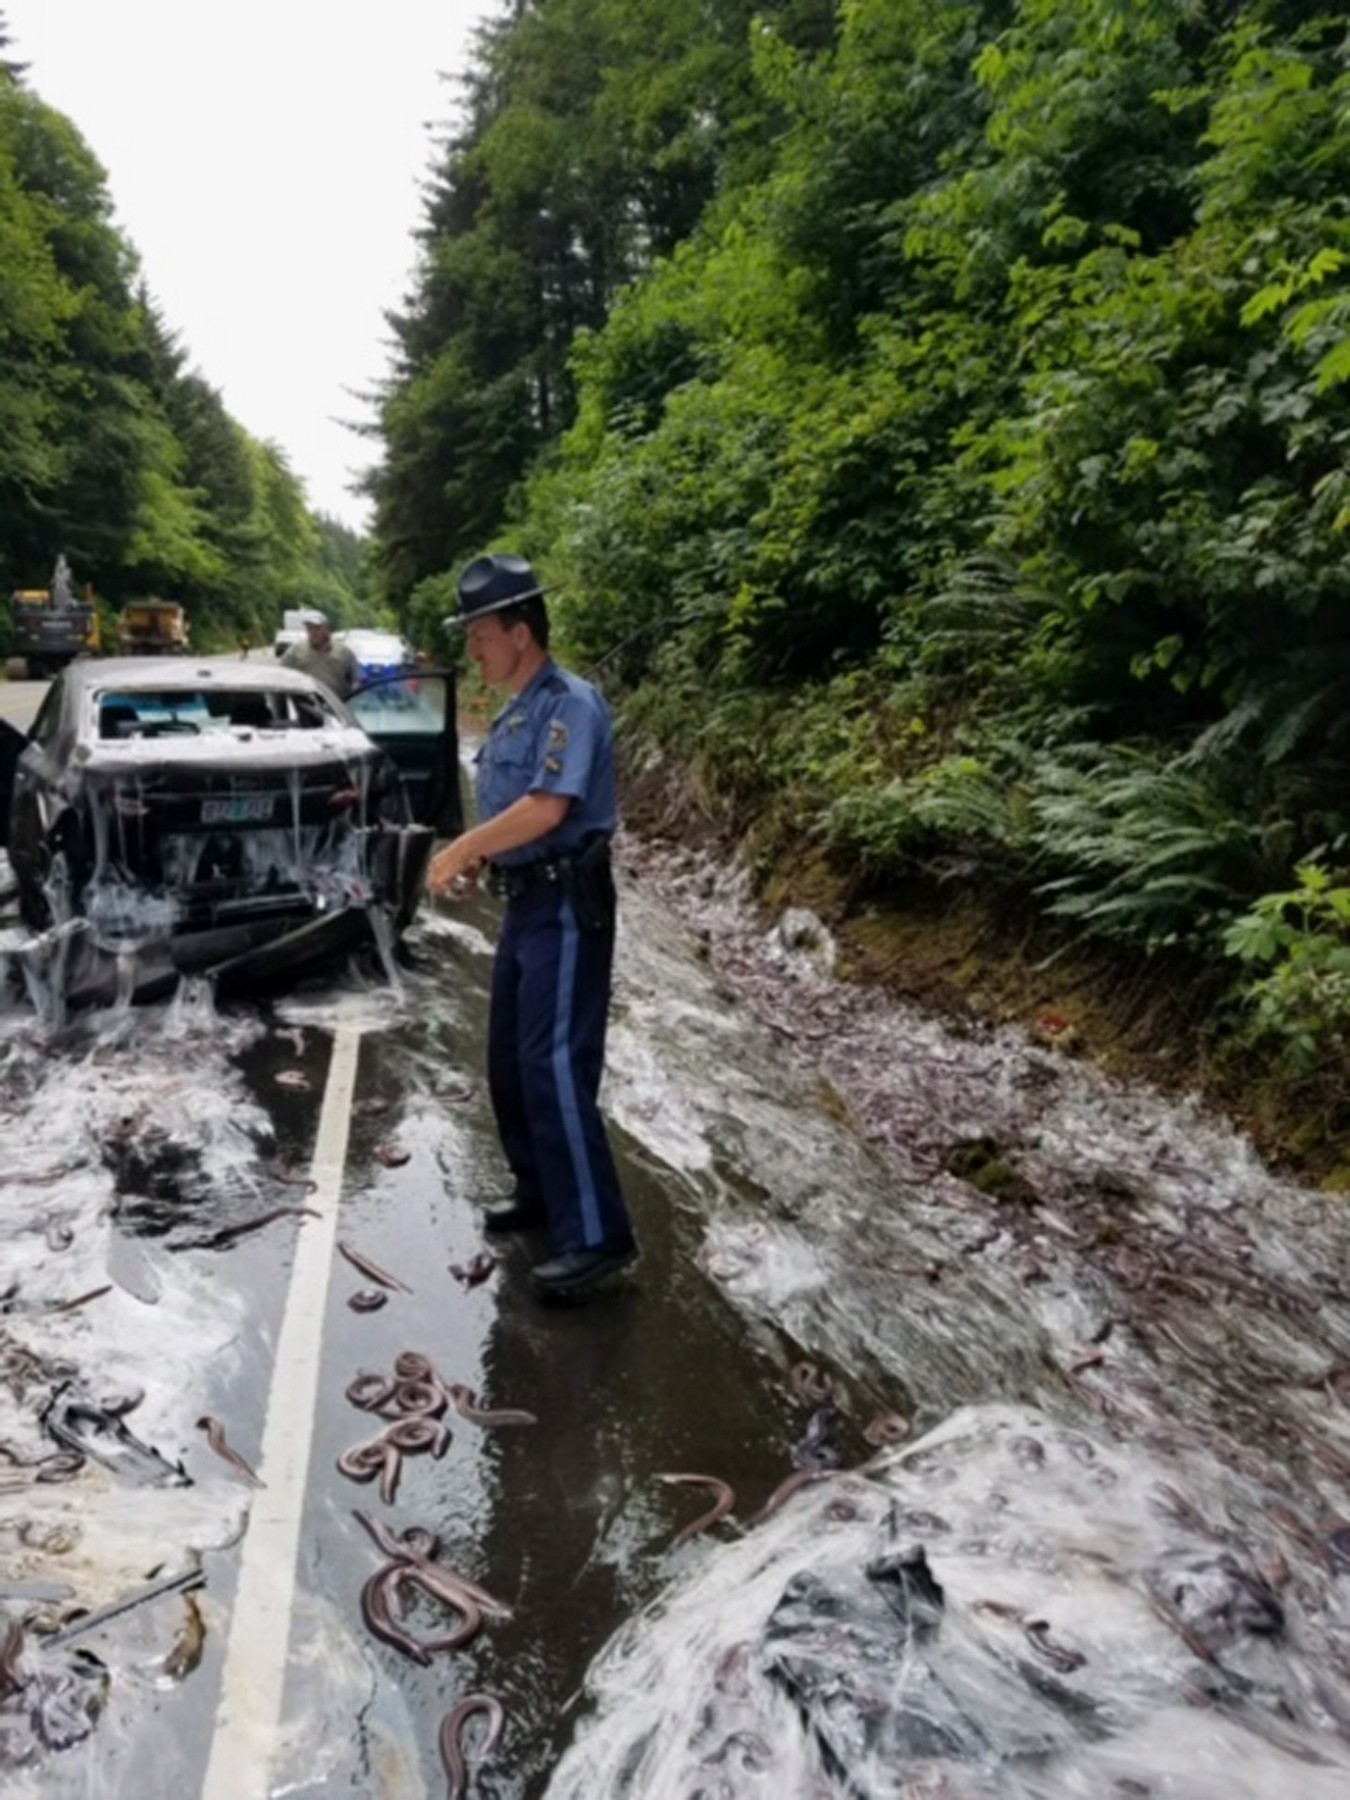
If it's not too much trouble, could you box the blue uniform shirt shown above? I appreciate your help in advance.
[474,658,616,866]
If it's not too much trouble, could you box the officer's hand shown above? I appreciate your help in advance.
[428,844,482,900]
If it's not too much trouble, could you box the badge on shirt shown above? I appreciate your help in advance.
[545,755,562,774]
[547,719,569,751]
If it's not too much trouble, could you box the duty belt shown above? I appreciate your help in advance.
[487,859,562,900]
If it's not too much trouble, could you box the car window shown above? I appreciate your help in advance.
[347,674,445,734]
[98,692,210,737]
[277,689,340,728]
[96,688,342,738]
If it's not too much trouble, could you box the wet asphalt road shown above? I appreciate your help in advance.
[1,670,831,1797]
[8,912,826,1799]
[0,677,45,728]
[232,927,824,1798]
[15,671,1350,1797]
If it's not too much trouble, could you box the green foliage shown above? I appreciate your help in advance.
[0,63,357,651]
[357,0,1350,1079]
[1029,749,1272,950]
[828,755,1022,879]
[1224,862,1350,1067]
[404,569,466,669]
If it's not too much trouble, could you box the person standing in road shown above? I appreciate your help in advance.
[281,610,360,699]
[426,553,637,1302]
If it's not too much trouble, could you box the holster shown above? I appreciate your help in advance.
[558,833,615,932]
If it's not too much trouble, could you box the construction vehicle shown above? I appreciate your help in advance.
[6,553,100,679]
[115,597,190,656]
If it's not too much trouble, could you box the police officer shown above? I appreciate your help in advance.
[281,610,360,699]
[427,554,637,1300]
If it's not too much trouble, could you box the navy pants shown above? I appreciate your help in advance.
[487,883,633,1257]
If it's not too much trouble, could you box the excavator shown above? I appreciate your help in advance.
[5,553,100,679]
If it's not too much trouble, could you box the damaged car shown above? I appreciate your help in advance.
[0,658,463,1005]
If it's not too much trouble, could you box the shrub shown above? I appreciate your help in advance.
[827,753,1024,880]
[1223,861,1350,1068]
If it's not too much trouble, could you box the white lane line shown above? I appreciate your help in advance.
[201,1019,362,1800]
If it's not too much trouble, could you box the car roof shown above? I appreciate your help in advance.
[65,658,333,696]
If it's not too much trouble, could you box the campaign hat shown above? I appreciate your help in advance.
[451,554,550,625]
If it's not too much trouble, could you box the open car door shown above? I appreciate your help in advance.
[346,671,464,836]
[0,719,26,849]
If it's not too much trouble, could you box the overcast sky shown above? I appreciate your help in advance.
[5,0,494,533]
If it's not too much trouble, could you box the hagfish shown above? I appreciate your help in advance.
[440,1694,505,1799]
[361,1563,439,1665]
[337,1416,449,1505]
[446,1384,537,1428]
[264,1161,318,1193]
[656,1472,736,1546]
[449,1252,497,1288]
[44,1285,113,1314]
[354,1514,513,1624]
[209,1206,320,1247]
[862,1411,911,1447]
[789,1361,838,1405]
[338,1240,413,1293]
[196,1417,264,1487]
[748,1468,829,1526]
[0,1619,25,1697]
[1023,1617,1087,1673]
[353,1510,512,1665]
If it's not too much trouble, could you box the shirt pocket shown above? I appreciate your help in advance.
[479,737,537,810]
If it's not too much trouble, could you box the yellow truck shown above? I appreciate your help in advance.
[115,597,190,656]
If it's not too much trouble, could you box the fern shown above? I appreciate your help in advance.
[827,753,1025,879]
[1028,747,1268,950]
[923,554,1053,662]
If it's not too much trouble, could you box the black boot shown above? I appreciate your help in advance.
[531,1243,637,1299]
[482,1199,548,1234]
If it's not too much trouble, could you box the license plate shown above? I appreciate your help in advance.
[200,796,275,824]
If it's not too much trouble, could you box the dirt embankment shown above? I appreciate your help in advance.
[618,750,1350,1195]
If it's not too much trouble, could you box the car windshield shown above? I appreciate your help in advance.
[97,687,340,739]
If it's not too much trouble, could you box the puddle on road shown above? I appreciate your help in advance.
[2,841,1350,1795]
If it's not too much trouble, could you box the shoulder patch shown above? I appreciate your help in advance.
[544,754,563,774]
[547,719,569,751]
